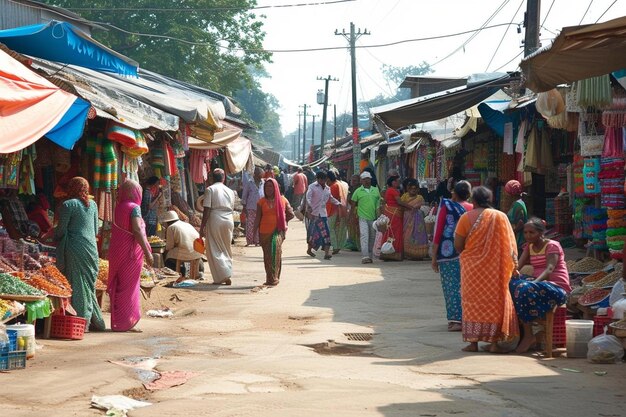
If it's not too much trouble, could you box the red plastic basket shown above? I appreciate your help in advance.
[552,306,568,347]
[593,316,615,337]
[50,314,87,340]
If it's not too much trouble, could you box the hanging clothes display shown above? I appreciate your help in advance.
[18,145,36,195]
[0,150,22,189]
[86,134,118,190]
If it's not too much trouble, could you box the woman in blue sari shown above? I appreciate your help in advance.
[431,181,472,331]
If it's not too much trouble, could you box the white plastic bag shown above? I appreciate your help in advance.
[587,331,624,364]
[380,238,395,255]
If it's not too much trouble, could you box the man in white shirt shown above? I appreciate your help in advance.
[162,210,204,278]
[305,170,342,259]
[200,168,237,285]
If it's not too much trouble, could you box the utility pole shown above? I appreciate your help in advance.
[316,75,338,152]
[336,22,370,174]
[297,111,302,163]
[301,104,308,163]
[311,114,319,161]
[333,104,337,151]
[523,0,541,57]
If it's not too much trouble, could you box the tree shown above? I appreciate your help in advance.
[42,0,272,95]
[381,62,433,88]
[234,80,284,151]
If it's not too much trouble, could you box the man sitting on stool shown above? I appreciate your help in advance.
[161,210,204,279]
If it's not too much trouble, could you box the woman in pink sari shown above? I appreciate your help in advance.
[107,180,154,332]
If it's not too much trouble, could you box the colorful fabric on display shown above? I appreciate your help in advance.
[86,135,118,190]
[0,151,22,189]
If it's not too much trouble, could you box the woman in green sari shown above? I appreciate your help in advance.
[505,180,528,252]
[55,177,105,331]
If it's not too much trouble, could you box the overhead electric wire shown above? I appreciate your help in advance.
[579,0,595,24]
[494,50,524,72]
[95,21,519,53]
[355,55,397,98]
[541,0,557,29]
[485,0,524,71]
[63,0,358,12]
[429,0,511,67]
[596,0,619,23]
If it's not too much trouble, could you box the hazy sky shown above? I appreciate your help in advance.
[257,0,626,137]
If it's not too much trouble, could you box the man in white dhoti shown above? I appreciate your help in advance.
[199,169,236,285]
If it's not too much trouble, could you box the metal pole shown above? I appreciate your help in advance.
[333,104,337,150]
[320,77,329,150]
[312,115,317,160]
[297,112,302,163]
[302,104,307,163]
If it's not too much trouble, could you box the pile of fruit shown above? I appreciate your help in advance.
[148,236,165,246]
[22,274,71,297]
[96,259,109,291]
[0,299,24,321]
[0,273,44,297]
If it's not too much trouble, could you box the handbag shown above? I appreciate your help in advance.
[193,237,205,254]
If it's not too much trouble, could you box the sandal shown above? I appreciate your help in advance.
[307,249,316,257]
[324,254,332,260]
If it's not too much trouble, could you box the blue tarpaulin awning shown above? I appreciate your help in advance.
[0,21,138,76]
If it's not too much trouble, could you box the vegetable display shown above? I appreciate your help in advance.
[0,273,44,296]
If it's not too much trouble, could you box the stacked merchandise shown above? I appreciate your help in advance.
[554,192,573,235]
[599,157,625,208]
[606,210,626,260]
[463,169,481,188]
[572,155,584,196]
[588,208,608,251]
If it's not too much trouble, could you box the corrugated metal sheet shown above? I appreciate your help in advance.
[0,0,41,30]
[0,0,94,34]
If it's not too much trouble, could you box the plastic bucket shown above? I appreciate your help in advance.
[6,324,35,359]
[565,320,594,358]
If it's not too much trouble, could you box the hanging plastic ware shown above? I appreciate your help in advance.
[106,121,138,147]
[536,89,565,118]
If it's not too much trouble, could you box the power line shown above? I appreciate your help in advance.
[494,50,524,72]
[97,21,518,53]
[430,0,512,67]
[485,0,524,71]
[541,0,557,29]
[579,0,595,24]
[64,0,358,12]
[596,0,619,23]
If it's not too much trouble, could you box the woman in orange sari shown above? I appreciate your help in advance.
[454,186,519,353]
[253,178,294,286]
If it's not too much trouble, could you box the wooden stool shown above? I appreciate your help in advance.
[175,259,200,279]
[535,306,557,358]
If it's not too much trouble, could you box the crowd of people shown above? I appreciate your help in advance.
[9,163,574,353]
[267,165,573,355]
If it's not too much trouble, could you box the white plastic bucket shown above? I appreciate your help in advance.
[565,319,594,358]
[6,324,35,359]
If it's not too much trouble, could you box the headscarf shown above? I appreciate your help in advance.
[67,177,90,207]
[505,179,523,197]
[265,178,287,232]
[118,179,143,206]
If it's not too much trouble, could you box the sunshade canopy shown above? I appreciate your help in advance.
[0,48,89,152]
[0,21,138,76]
[370,73,513,130]
[521,16,626,92]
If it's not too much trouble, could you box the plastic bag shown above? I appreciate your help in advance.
[587,331,624,363]
[381,238,395,255]
[536,89,565,118]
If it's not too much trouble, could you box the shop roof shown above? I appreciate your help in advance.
[0,47,89,152]
[370,73,514,130]
[0,21,137,76]
[30,57,179,131]
[521,16,626,92]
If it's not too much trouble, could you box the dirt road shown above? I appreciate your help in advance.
[1,221,624,417]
